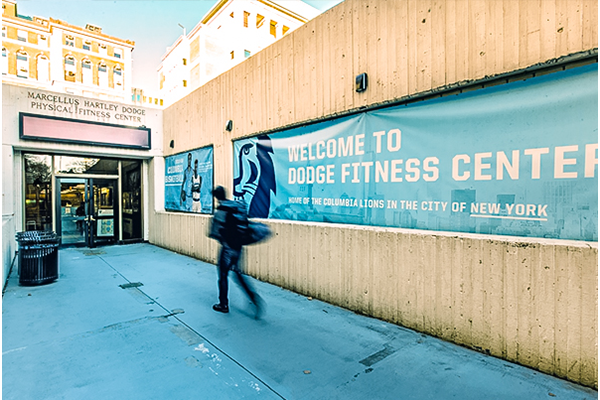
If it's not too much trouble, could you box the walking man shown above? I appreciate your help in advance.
[209,186,263,317]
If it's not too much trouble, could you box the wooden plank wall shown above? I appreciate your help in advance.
[154,0,598,388]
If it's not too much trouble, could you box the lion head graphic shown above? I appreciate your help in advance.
[233,135,276,218]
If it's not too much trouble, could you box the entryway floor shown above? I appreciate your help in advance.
[2,244,597,399]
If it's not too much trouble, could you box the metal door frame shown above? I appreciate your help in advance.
[55,174,118,248]
[88,177,119,248]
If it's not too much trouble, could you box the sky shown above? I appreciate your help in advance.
[15,0,343,92]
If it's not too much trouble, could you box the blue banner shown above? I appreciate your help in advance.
[165,147,213,214]
[233,65,598,241]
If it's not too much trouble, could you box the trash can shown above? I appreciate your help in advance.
[16,230,60,286]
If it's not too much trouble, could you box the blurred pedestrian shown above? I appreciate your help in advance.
[209,186,263,318]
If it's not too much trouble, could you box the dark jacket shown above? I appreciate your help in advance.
[208,200,248,250]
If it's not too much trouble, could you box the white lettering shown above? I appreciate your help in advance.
[524,147,549,179]
[497,150,519,180]
[387,129,401,152]
[585,143,598,178]
[452,155,470,181]
[474,152,492,181]
[554,145,578,179]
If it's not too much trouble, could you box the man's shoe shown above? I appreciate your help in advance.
[212,304,229,313]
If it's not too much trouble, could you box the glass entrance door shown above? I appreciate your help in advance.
[89,178,118,247]
[58,178,118,247]
[58,178,88,246]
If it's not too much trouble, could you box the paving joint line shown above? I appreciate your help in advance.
[97,254,287,400]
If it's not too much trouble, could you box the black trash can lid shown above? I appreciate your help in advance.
[16,230,59,244]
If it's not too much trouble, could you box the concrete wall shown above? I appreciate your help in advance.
[152,0,598,388]
[2,144,16,286]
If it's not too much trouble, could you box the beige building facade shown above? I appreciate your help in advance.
[152,0,598,389]
[1,0,149,104]
[158,0,320,106]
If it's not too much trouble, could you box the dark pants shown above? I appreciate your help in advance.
[217,245,256,307]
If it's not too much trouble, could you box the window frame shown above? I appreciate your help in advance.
[65,35,75,47]
[98,62,108,87]
[36,54,50,81]
[81,58,93,85]
[113,65,123,88]
[16,50,29,78]
[17,29,27,42]
[2,47,8,75]
[256,14,264,29]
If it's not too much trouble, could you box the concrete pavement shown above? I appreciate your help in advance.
[2,243,597,399]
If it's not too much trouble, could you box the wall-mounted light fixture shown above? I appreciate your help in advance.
[169,140,175,148]
[355,72,368,93]
[225,120,233,132]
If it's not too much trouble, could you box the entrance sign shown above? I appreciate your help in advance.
[20,113,151,149]
[165,146,214,214]
[233,65,598,241]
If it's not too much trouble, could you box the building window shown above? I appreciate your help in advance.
[16,51,29,78]
[82,59,92,85]
[65,35,74,47]
[183,80,187,87]
[83,40,91,51]
[2,47,8,75]
[244,50,251,58]
[282,25,290,35]
[64,55,76,81]
[270,20,277,37]
[230,12,234,18]
[39,35,48,46]
[243,11,250,28]
[230,50,234,60]
[17,29,27,42]
[37,54,50,81]
[256,14,264,28]
[99,44,107,55]
[182,58,187,66]
[113,66,123,88]
[98,63,108,87]
[160,99,163,106]
[2,26,6,38]
[114,48,122,58]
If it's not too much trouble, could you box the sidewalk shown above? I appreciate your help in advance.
[2,243,597,400]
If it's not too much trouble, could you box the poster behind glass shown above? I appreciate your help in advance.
[165,146,213,214]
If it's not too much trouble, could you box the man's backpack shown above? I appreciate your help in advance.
[226,200,249,243]
[207,200,248,247]
[242,220,272,246]
[208,199,271,246]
